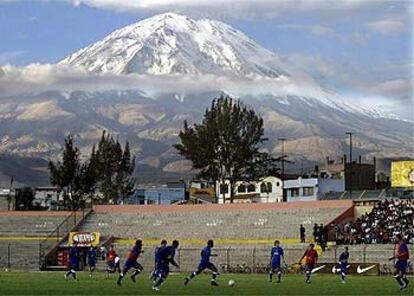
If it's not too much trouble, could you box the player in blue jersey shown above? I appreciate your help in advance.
[338,246,349,283]
[152,240,180,291]
[65,242,79,280]
[269,240,284,283]
[184,240,219,286]
[390,234,410,290]
[117,240,144,286]
[150,239,167,283]
[87,246,97,277]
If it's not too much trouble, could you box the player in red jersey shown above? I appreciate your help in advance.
[106,245,120,277]
[299,243,318,284]
[389,234,410,290]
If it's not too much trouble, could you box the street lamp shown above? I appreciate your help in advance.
[345,132,353,199]
[278,138,286,202]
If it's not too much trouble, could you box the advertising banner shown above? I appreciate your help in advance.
[305,263,380,275]
[68,232,100,247]
[391,160,414,188]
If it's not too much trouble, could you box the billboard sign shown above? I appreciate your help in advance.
[68,232,100,247]
[391,160,414,188]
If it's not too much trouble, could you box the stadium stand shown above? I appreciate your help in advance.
[0,211,83,270]
[80,200,354,242]
[0,211,76,237]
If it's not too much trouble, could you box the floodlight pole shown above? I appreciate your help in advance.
[278,138,286,202]
[346,132,353,199]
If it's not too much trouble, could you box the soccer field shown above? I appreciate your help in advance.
[0,272,412,295]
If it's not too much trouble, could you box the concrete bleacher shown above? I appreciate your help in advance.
[0,211,72,237]
[79,200,354,243]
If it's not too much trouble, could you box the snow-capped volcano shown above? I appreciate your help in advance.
[0,12,412,186]
[60,12,288,78]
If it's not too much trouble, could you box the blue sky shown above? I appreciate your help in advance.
[0,0,412,118]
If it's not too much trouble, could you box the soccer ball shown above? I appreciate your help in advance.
[228,279,236,287]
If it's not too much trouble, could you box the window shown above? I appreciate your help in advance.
[276,182,280,187]
[247,184,256,192]
[291,188,300,196]
[238,184,246,193]
[267,182,272,193]
[303,187,314,196]
[219,184,228,194]
[260,183,267,193]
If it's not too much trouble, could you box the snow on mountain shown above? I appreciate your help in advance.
[60,12,288,78]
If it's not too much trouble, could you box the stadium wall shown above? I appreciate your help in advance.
[93,200,354,213]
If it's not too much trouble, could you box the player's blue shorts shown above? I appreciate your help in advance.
[395,260,407,273]
[69,260,78,270]
[271,261,281,269]
[305,263,314,272]
[198,262,216,271]
[157,264,170,277]
[340,263,347,274]
[124,259,141,271]
[88,260,96,267]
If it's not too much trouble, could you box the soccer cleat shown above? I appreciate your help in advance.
[131,276,136,283]
[184,277,190,286]
[276,280,281,284]
[211,280,219,286]
[152,286,160,291]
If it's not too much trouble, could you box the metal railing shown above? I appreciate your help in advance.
[38,209,90,269]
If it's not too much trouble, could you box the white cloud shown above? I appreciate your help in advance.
[366,19,405,34]
[0,63,329,99]
[369,79,412,96]
[276,24,334,36]
[67,0,404,20]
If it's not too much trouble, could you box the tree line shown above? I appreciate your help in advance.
[49,131,135,209]
[47,94,277,208]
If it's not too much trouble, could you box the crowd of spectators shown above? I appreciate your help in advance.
[335,199,414,245]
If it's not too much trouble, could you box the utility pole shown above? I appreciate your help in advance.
[278,138,286,202]
[345,132,353,199]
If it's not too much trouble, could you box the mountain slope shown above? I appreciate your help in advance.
[0,13,412,186]
[60,12,287,78]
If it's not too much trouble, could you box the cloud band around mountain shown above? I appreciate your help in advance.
[0,63,330,99]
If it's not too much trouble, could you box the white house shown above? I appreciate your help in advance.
[284,177,345,202]
[216,176,283,203]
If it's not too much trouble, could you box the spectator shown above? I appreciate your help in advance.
[313,223,318,243]
[335,199,413,245]
[300,224,306,243]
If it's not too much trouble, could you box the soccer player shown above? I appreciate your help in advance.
[152,240,180,291]
[269,240,284,283]
[106,245,119,277]
[338,246,349,283]
[150,239,167,282]
[65,242,79,280]
[117,240,144,286]
[87,246,97,277]
[299,243,318,284]
[390,234,409,290]
[184,239,219,286]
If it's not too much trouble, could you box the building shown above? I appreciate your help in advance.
[0,188,15,210]
[216,176,283,204]
[125,187,186,205]
[319,155,376,190]
[284,177,345,202]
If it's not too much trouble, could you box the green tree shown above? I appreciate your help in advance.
[174,95,270,203]
[48,135,96,209]
[93,131,135,204]
[15,187,35,210]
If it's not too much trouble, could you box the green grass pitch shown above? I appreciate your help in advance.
[0,272,412,295]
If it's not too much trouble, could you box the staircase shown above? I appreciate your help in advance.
[39,209,92,270]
